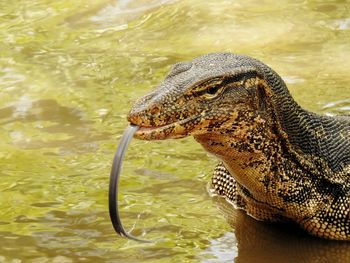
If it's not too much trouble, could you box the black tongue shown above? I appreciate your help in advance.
[109,124,153,243]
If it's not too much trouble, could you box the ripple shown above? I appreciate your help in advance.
[0,68,26,86]
[334,17,350,30]
[321,17,350,31]
[89,0,176,31]
[12,95,32,119]
[282,75,305,84]
[90,0,175,22]
[323,99,350,109]
[31,202,61,208]
[322,99,350,115]
[199,232,238,263]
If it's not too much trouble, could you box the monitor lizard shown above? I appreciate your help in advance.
[127,53,350,240]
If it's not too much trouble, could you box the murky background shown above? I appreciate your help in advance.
[1,0,350,262]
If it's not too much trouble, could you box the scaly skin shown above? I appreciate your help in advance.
[127,53,350,240]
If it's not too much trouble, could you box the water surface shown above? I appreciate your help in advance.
[1,0,350,262]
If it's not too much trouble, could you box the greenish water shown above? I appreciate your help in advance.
[1,0,350,262]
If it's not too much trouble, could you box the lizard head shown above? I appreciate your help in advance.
[127,53,277,141]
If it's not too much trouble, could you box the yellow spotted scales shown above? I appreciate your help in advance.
[127,53,350,240]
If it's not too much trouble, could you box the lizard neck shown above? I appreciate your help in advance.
[193,109,284,201]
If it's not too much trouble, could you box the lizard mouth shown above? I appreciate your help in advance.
[130,115,201,140]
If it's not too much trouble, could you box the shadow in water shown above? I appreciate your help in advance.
[213,197,350,263]
[0,98,110,153]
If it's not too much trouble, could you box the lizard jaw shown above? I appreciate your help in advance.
[130,115,202,140]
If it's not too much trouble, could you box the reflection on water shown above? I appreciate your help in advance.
[208,197,350,263]
[0,0,349,262]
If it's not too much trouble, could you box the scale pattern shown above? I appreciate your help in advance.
[128,53,350,240]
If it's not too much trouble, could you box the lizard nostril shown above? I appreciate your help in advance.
[150,105,161,115]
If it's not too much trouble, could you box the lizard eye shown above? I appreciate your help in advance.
[206,85,221,95]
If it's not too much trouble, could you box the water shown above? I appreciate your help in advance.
[0,0,349,262]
